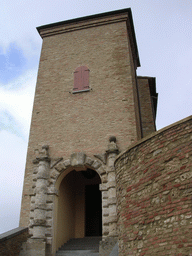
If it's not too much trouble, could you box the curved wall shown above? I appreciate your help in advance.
[115,116,192,256]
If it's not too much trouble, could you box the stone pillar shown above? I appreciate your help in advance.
[32,145,50,239]
[29,146,50,256]
[33,161,49,239]
[99,184,109,238]
[106,136,119,237]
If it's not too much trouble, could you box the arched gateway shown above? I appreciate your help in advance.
[26,138,119,255]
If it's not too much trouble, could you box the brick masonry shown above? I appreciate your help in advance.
[137,77,157,137]
[115,115,192,256]
[0,227,28,256]
[18,9,158,255]
[20,10,141,228]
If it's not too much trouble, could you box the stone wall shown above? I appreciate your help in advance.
[0,227,28,256]
[115,116,192,256]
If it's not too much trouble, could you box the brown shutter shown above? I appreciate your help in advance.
[82,66,89,89]
[73,66,89,91]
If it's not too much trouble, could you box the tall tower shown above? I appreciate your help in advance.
[19,8,157,255]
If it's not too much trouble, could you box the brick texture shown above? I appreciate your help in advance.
[115,116,192,256]
[0,228,28,256]
[20,12,142,227]
[137,77,156,137]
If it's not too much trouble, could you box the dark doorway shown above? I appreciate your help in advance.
[85,184,102,236]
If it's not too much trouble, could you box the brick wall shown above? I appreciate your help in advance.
[137,77,156,137]
[20,12,141,227]
[0,227,28,256]
[115,116,192,256]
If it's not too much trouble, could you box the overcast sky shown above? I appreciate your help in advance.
[0,0,191,234]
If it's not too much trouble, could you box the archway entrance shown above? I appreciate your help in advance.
[55,168,102,250]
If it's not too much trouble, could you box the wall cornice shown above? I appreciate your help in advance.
[37,13,128,38]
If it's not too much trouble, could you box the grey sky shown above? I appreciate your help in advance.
[0,0,191,233]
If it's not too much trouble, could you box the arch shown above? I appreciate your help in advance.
[50,153,107,254]
[53,153,106,190]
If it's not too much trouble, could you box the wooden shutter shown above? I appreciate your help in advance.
[73,66,89,91]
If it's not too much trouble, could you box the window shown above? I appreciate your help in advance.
[73,66,90,93]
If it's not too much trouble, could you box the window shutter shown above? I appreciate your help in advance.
[73,66,89,92]
[82,66,89,89]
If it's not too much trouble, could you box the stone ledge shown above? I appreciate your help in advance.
[0,227,28,242]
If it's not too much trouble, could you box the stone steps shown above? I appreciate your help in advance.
[56,250,99,256]
[56,237,101,256]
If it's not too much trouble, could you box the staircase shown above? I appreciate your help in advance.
[56,237,102,256]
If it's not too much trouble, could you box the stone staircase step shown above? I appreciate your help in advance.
[56,250,99,256]
[56,237,101,256]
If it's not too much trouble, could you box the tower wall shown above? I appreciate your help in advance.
[20,11,141,227]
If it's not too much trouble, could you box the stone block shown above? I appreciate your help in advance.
[36,163,49,179]
[108,181,116,189]
[30,196,35,203]
[101,174,108,183]
[50,169,60,179]
[102,225,109,235]
[45,228,52,237]
[99,237,118,256]
[63,159,70,167]
[70,152,86,166]
[46,237,52,245]
[46,195,54,203]
[29,188,36,196]
[46,203,54,210]
[97,166,106,176]
[108,197,117,205]
[85,156,94,166]
[19,238,46,256]
[103,207,109,216]
[46,211,52,219]
[102,199,108,208]
[102,191,108,199]
[54,162,66,172]
[34,209,46,221]
[32,226,46,239]
[47,186,58,195]
[46,219,53,227]
[100,184,108,191]
[92,160,102,169]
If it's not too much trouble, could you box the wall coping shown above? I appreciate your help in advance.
[115,115,192,165]
[0,227,28,242]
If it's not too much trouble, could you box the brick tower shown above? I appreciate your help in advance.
[19,8,157,255]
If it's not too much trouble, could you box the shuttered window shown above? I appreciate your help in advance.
[73,66,90,92]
